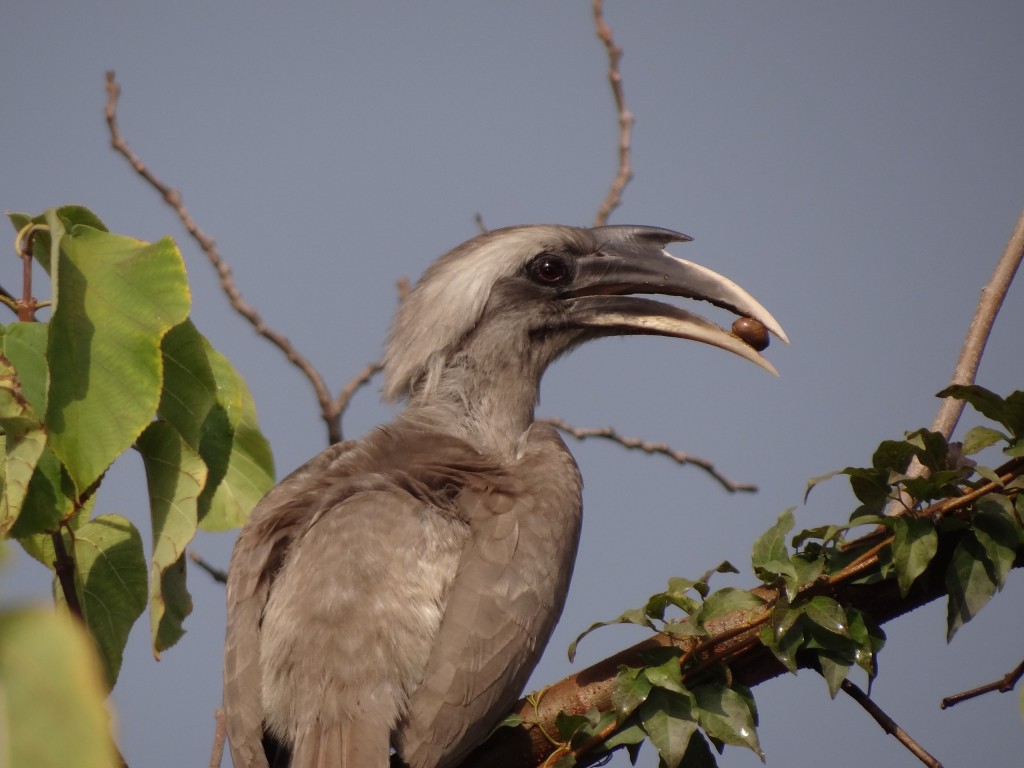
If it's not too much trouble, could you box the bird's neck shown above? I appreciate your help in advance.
[401,353,546,458]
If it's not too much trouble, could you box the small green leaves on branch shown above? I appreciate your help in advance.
[536,387,1022,768]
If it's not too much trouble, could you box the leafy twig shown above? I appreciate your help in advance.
[591,0,634,227]
[840,678,943,768]
[542,416,757,493]
[940,658,1024,710]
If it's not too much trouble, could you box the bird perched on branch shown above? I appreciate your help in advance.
[223,224,786,768]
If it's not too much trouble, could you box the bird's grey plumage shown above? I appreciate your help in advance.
[223,224,786,768]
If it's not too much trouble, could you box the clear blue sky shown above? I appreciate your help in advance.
[3,2,1023,767]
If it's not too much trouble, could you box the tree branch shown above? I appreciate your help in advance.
[591,0,634,227]
[103,71,345,443]
[940,657,1024,710]
[839,678,943,768]
[188,550,227,585]
[460,456,1024,768]
[542,417,757,493]
[929,206,1024,439]
[889,206,1024,512]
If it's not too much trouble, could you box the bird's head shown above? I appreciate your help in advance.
[382,224,787,407]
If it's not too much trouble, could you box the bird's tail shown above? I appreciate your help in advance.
[290,719,391,768]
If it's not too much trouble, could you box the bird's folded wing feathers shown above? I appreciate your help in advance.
[397,426,582,768]
[224,441,358,768]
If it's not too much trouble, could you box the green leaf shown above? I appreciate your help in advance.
[59,514,148,688]
[817,652,851,699]
[962,426,1009,455]
[846,608,885,683]
[555,711,591,741]
[0,346,47,535]
[693,683,763,759]
[751,509,797,588]
[845,467,892,509]
[0,607,118,768]
[642,649,686,695]
[938,385,1008,427]
[637,687,700,768]
[613,666,654,720]
[804,469,843,502]
[905,430,950,473]
[697,588,766,625]
[10,447,74,540]
[945,533,998,641]
[46,226,190,494]
[803,596,850,638]
[486,713,523,739]
[891,517,938,596]
[137,421,207,656]
[1,323,50,415]
[569,608,653,662]
[972,508,1017,591]
[871,439,918,472]
[195,339,274,531]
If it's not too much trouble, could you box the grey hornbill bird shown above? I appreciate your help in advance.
[223,224,786,768]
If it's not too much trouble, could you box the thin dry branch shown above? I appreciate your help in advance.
[840,678,943,768]
[103,71,345,443]
[591,0,634,227]
[542,416,757,493]
[940,657,1024,710]
[930,206,1024,439]
[890,206,1024,508]
[208,709,227,768]
[188,550,228,585]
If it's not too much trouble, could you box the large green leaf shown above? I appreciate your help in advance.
[158,321,273,532]
[46,225,190,494]
[0,607,118,768]
[0,348,46,535]
[891,517,938,597]
[637,687,699,768]
[693,683,763,759]
[945,533,998,641]
[751,509,797,594]
[137,421,206,656]
[56,514,148,689]
[0,323,55,538]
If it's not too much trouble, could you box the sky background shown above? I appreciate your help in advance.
[3,2,1023,767]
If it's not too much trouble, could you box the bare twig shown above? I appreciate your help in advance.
[940,657,1024,710]
[541,416,757,493]
[188,550,228,585]
[840,679,943,768]
[930,206,1024,439]
[474,212,488,234]
[209,709,227,768]
[103,71,346,442]
[888,207,1024,511]
[332,361,384,427]
[591,0,634,227]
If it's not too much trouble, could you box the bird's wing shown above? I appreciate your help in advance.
[396,424,583,768]
[223,441,358,768]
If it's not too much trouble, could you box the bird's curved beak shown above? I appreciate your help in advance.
[565,225,788,375]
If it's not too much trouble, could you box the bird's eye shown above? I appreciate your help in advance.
[526,253,574,286]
